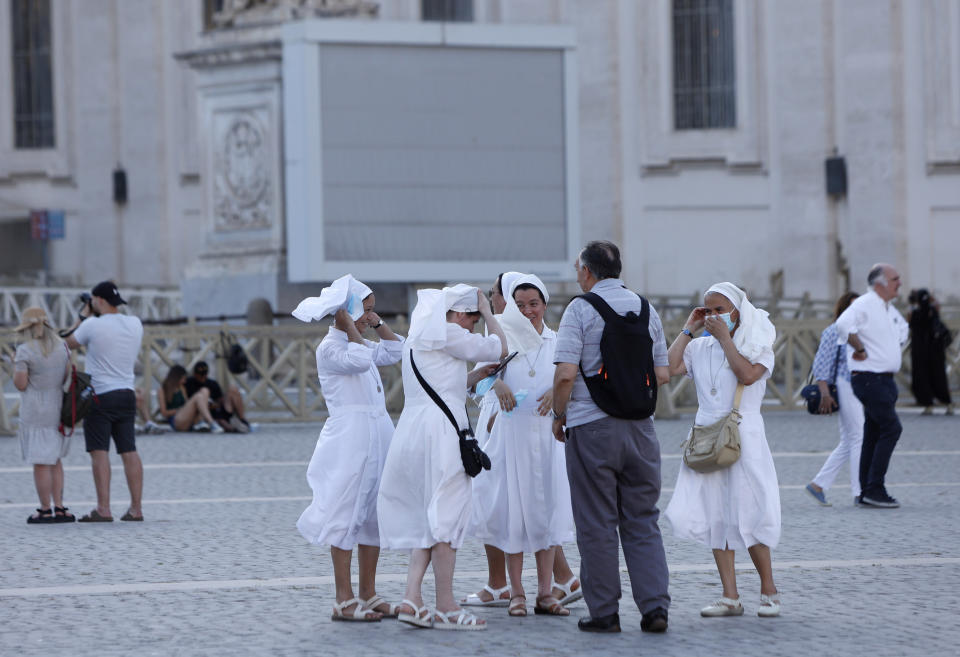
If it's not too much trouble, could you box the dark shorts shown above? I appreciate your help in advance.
[84,389,137,454]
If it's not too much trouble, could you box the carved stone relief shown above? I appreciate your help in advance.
[213,111,272,231]
[213,0,378,27]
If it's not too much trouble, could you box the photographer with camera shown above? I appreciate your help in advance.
[64,281,145,522]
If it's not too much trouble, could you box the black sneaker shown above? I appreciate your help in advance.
[640,607,668,633]
[861,493,900,508]
[578,613,621,633]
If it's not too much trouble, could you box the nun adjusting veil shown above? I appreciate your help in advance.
[407,283,479,350]
[706,282,776,365]
[292,274,372,323]
[499,273,550,355]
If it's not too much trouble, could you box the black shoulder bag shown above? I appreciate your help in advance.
[800,345,842,415]
[410,353,491,478]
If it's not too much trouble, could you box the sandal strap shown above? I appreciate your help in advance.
[436,609,480,625]
[362,595,398,615]
[400,599,430,619]
[483,584,510,597]
[36,508,52,515]
[553,576,578,596]
[333,597,377,618]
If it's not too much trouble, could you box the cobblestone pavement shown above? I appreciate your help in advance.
[1,410,958,656]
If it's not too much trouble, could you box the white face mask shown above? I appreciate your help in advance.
[719,312,736,332]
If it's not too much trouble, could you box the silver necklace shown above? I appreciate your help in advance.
[708,342,726,396]
[522,343,544,377]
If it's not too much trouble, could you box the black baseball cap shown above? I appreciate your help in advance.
[91,281,127,306]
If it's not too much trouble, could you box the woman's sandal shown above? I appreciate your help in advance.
[397,599,433,629]
[54,506,76,523]
[361,594,400,618]
[331,597,382,622]
[508,595,528,617]
[27,508,54,524]
[534,595,571,616]
[552,576,583,606]
[433,609,487,631]
[461,584,511,607]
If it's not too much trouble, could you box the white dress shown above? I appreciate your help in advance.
[471,326,575,554]
[296,327,403,550]
[665,336,782,551]
[378,324,502,550]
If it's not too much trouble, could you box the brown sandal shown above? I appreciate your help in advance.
[535,595,571,616]
[508,595,528,617]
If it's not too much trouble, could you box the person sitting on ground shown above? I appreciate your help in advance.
[134,387,164,434]
[157,364,223,433]
[184,361,250,433]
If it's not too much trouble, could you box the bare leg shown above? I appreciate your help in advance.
[534,548,556,599]
[52,460,65,508]
[90,449,112,516]
[226,385,246,419]
[33,464,54,509]
[398,548,432,616]
[120,451,143,517]
[433,542,478,622]
[135,388,150,424]
[506,552,525,600]
[551,546,578,598]
[747,544,778,596]
[712,549,738,599]
[357,544,380,601]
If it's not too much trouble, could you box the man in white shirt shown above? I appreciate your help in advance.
[65,281,145,522]
[835,264,909,509]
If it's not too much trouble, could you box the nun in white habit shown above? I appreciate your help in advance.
[293,275,405,622]
[664,282,782,618]
[378,285,507,630]
[470,273,576,617]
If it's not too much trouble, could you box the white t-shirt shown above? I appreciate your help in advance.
[73,313,143,394]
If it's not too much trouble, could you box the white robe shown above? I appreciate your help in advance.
[378,323,503,550]
[471,326,575,553]
[296,327,403,550]
[665,336,782,551]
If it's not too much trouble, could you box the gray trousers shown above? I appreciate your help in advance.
[566,415,671,617]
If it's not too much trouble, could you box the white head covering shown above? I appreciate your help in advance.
[407,283,479,350]
[499,273,550,354]
[291,274,373,323]
[705,282,776,365]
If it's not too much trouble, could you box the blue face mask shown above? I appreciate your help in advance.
[719,312,736,332]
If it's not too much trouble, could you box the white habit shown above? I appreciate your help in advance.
[378,323,502,549]
[471,325,575,553]
[296,327,403,550]
[665,337,782,550]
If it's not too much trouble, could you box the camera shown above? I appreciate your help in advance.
[79,292,92,305]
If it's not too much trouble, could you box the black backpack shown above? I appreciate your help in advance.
[576,292,658,420]
[220,332,249,375]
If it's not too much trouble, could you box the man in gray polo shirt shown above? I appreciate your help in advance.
[552,240,671,633]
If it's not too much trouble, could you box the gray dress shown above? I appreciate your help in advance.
[15,340,70,465]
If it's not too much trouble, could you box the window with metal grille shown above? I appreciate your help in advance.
[203,0,224,31]
[422,0,473,22]
[11,0,54,149]
[672,0,735,130]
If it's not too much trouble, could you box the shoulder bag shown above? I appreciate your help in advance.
[800,345,842,415]
[410,352,491,478]
[681,382,744,473]
[59,344,98,437]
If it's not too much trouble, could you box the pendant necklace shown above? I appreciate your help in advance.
[708,343,726,396]
[522,343,544,377]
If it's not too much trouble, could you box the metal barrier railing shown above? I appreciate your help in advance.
[2,318,958,434]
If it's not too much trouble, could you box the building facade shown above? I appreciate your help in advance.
[0,0,957,315]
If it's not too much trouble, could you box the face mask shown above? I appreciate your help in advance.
[719,312,736,332]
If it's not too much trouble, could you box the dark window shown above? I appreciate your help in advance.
[11,0,54,148]
[422,0,473,22]
[672,0,736,130]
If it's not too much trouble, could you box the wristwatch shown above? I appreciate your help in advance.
[681,328,694,338]
[372,321,383,329]
[551,410,566,421]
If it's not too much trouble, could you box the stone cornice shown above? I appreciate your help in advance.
[175,41,282,70]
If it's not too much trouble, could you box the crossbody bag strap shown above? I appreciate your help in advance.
[831,344,843,383]
[410,352,473,438]
[732,382,745,413]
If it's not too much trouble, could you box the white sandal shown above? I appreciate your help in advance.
[361,594,400,618]
[552,576,583,606]
[433,608,487,631]
[397,599,433,629]
[461,584,511,607]
[758,593,781,617]
[331,597,381,622]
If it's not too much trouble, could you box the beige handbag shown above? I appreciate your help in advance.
[681,383,744,473]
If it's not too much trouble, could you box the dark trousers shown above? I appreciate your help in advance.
[565,415,670,618]
[851,373,902,498]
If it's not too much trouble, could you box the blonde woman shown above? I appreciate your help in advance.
[665,283,782,617]
[13,307,73,524]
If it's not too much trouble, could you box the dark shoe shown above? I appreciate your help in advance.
[861,493,900,508]
[53,506,76,523]
[78,509,114,522]
[578,613,620,633]
[121,511,144,522]
[640,607,668,633]
[27,508,55,524]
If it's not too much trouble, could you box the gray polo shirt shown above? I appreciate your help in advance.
[554,278,668,427]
